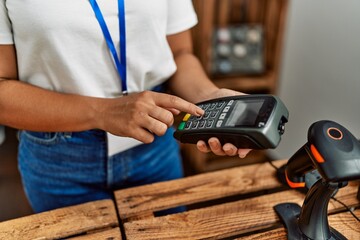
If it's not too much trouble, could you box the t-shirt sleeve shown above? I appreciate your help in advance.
[0,1,14,44]
[166,0,198,35]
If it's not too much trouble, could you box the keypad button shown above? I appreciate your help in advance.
[219,113,226,120]
[199,120,206,128]
[203,111,211,119]
[210,111,218,118]
[223,106,230,113]
[227,100,234,106]
[206,120,214,128]
[202,104,210,110]
[189,115,197,121]
[191,121,199,129]
[209,103,217,110]
[185,121,192,129]
[178,122,186,130]
[216,120,223,128]
[183,113,191,121]
[216,102,225,109]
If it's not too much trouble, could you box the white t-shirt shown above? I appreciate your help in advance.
[0,0,198,155]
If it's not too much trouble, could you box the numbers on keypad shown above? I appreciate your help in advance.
[179,99,234,130]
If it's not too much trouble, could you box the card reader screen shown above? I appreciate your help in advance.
[225,99,264,127]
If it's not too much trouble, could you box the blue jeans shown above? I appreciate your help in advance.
[18,127,184,213]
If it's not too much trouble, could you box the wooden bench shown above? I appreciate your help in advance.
[0,200,121,240]
[114,160,360,239]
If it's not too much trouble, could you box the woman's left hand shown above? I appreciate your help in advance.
[195,88,252,158]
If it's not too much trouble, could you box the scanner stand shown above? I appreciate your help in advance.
[274,179,348,240]
[276,163,323,194]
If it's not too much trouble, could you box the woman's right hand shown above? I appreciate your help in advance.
[96,91,204,144]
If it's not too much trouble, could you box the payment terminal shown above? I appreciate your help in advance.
[174,94,289,149]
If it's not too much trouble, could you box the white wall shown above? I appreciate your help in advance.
[269,0,360,159]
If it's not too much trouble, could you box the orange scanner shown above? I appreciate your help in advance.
[285,120,360,188]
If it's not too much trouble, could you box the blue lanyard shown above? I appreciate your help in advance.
[89,0,127,95]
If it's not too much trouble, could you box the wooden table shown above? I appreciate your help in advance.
[0,200,122,240]
[114,160,360,240]
[1,160,359,239]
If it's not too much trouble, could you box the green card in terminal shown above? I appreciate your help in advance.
[174,94,289,149]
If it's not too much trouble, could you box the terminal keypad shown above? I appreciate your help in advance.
[178,100,235,131]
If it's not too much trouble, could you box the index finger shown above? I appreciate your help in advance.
[155,93,204,116]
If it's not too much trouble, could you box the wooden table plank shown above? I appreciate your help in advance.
[0,200,119,240]
[122,184,359,240]
[115,161,287,221]
[237,209,360,240]
[67,227,122,240]
[327,209,360,240]
[238,228,287,240]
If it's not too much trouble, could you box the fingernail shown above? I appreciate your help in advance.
[196,108,204,116]
[226,148,236,155]
[239,153,246,158]
[224,146,233,152]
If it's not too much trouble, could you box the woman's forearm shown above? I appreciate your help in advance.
[0,79,203,143]
[168,52,219,103]
[0,79,101,132]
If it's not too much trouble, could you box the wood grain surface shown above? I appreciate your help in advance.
[67,227,122,240]
[237,209,360,240]
[121,185,358,240]
[115,161,287,221]
[115,158,359,240]
[0,200,119,240]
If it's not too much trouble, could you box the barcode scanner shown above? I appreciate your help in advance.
[286,120,360,187]
[274,120,360,240]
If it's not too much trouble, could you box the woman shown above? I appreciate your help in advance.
[0,0,250,213]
